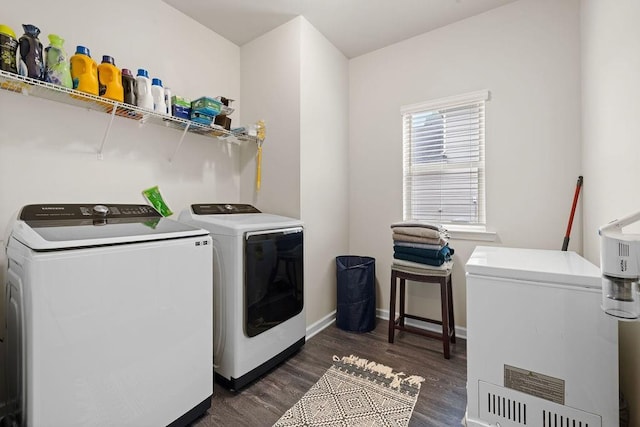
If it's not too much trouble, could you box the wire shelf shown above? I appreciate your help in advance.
[0,69,256,149]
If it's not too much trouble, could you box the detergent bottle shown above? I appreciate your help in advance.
[164,86,172,115]
[135,68,153,110]
[18,24,44,80]
[0,24,18,74]
[97,55,124,102]
[44,34,72,88]
[151,78,166,114]
[70,45,98,95]
[121,68,136,106]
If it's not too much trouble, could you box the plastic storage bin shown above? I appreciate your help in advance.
[335,256,376,332]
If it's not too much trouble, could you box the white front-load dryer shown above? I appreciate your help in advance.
[4,204,213,427]
[179,204,305,390]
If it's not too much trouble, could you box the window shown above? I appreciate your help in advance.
[402,90,488,227]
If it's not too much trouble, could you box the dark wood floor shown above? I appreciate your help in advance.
[194,319,467,426]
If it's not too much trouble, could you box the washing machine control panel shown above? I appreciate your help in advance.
[92,204,110,216]
[20,204,161,226]
[191,203,261,215]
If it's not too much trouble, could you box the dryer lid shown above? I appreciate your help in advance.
[181,204,303,236]
[11,204,209,250]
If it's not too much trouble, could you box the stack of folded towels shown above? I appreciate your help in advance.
[391,221,454,268]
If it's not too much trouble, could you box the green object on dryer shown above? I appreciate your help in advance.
[142,185,173,217]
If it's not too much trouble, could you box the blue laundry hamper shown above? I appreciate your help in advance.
[335,256,376,332]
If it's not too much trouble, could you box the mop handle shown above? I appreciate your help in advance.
[562,175,583,251]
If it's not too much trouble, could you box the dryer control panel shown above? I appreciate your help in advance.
[191,204,261,215]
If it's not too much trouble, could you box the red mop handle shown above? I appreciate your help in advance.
[562,176,583,251]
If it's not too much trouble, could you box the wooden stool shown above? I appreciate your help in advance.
[388,264,456,359]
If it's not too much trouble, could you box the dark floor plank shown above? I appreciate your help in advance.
[195,319,467,426]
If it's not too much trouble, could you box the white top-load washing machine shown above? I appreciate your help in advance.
[4,204,213,427]
[179,203,304,390]
[465,246,618,427]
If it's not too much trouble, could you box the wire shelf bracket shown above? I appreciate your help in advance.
[0,69,257,161]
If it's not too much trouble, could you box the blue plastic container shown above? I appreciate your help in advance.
[191,96,221,117]
[172,105,191,120]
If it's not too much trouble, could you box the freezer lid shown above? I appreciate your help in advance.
[11,204,209,250]
[465,246,602,288]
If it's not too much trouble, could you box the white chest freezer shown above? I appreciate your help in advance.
[465,246,618,427]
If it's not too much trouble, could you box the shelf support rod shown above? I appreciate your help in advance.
[98,106,118,160]
[169,122,191,163]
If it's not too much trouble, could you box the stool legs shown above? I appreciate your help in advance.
[388,268,455,359]
[440,276,450,359]
[447,275,456,344]
[399,279,406,327]
[388,270,397,343]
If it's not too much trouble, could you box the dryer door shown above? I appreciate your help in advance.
[244,227,303,338]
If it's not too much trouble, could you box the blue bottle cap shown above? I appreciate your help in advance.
[75,45,91,57]
[137,68,149,78]
[101,55,115,65]
[152,78,163,87]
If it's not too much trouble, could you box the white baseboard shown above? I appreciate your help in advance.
[306,309,467,340]
[376,308,467,340]
[306,310,336,339]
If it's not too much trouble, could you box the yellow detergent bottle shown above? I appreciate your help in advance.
[70,45,98,95]
[98,55,123,102]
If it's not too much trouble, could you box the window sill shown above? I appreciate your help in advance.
[446,226,497,242]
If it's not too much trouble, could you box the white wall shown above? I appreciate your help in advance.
[240,17,350,326]
[349,0,582,327]
[581,0,640,423]
[239,19,301,217]
[299,18,350,328]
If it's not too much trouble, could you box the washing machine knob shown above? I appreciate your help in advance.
[93,205,109,216]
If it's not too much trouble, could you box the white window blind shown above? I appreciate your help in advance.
[402,90,488,226]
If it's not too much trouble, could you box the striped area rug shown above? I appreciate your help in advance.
[274,355,425,426]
